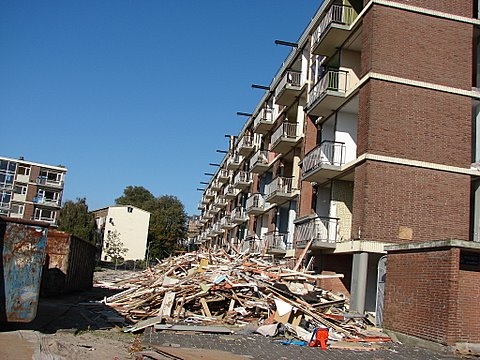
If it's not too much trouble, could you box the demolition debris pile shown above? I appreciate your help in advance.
[96,250,389,345]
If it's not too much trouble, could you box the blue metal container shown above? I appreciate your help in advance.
[0,216,49,322]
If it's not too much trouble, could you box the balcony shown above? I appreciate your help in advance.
[32,216,57,225]
[0,182,13,191]
[0,202,11,212]
[306,70,349,117]
[36,177,64,189]
[214,195,228,208]
[265,177,299,204]
[212,222,225,235]
[218,169,231,183]
[265,231,291,255]
[233,171,252,190]
[204,189,216,200]
[295,216,339,249]
[301,141,346,183]
[211,180,222,191]
[275,70,304,106]
[210,205,220,214]
[223,184,240,199]
[32,197,61,208]
[220,215,235,230]
[226,153,243,170]
[246,193,270,215]
[203,210,214,220]
[311,4,357,57]
[250,150,271,175]
[237,135,256,156]
[253,108,274,134]
[270,123,301,154]
[231,207,248,224]
[200,196,210,205]
[248,239,263,254]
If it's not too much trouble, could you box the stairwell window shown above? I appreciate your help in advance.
[127,206,133,213]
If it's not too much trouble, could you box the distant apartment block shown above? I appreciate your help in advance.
[93,205,150,261]
[0,155,67,226]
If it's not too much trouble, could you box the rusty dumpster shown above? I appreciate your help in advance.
[41,230,96,296]
[0,216,49,322]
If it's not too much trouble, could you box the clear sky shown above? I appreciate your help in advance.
[1,1,321,216]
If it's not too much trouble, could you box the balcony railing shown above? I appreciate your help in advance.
[233,171,252,189]
[211,180,222,191]
[220,215,235,229]
[312,4,356,52]
[36,177,64,188]
[223,184,240,199]
[275,70,302,98]
[226,153,243,170]
[302,140,346,175]
[253,107,274,134]
[271,123,298,146]
[265,231,291,253]
[295,216,339,248]
[265,176,294,197]
[308,69,349,108]
[249,150,270,174]
[231,206,248,223]
[246,193,270,214]
[218,169,231,183]
[212,222,225,235]
[237,135,256,156]
[214,195,228,208]
[205,189,216,200]
[33,197,61,207]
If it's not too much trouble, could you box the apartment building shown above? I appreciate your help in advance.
[195,0,480,347]
[92,205,150,261]
[0,156,67,225]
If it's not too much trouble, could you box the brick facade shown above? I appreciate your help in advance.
[352,161,470,244]
[384,245,480,345]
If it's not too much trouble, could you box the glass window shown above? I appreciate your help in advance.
[17,165,31,176]
[14,185,27,195]
[10,203,24,215]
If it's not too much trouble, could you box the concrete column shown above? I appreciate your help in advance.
[350,252,368,314]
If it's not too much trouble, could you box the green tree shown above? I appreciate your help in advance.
[115,187,187,261]
[103,230,128,270]
[115,186,156,211]
[57,197,97,244]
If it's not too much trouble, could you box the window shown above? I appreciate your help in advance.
[14,185,27,195]
[17,165,31,176]
[10,203,24,215]
[127,206,133,213]
[0,191,12,206]
[34,207,55,221]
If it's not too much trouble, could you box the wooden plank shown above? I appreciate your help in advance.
[159,291,176,317]
[293,238,314,271]
[200,298,212,317]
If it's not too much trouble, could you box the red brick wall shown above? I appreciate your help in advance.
[357,80,472,167]
[361,6,473,88]
[351,161,470,244]
[373,0,474,18]
[456,266,480,343]
[384,248,480,345]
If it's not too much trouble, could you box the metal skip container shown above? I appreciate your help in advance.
[0,216,49,322]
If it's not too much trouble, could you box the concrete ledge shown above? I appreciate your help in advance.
[385,239,480,252]
[455,343,480,357]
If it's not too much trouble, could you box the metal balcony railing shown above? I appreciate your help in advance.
[312,4,356,50]
[265,176,295,197]
[231,207,248,223]
[215,195,228,208]
[295,216,339,247]
[237,135,253,149]
[33,197,61,207]
[275,70,302,98]
[250,150,270,168]
[220,215,235,229]
[271,123,298,145]
[227,152,243,168]
[36,177,64,188]
[265,231,291,252]
[302,140,346,175]
[308,69,349,107]
[253,108,274,129]
[234,171,251,185]
[218,169,231,183]
[246,193,268,211]
[223,184,239,198]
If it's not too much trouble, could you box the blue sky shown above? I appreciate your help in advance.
[1,1,321,216]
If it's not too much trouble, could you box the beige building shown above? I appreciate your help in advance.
[93,205,150,261]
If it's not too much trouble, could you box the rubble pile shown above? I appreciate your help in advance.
[96,250,390,346]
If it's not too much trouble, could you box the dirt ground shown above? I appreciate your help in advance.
[0,269,144,360]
